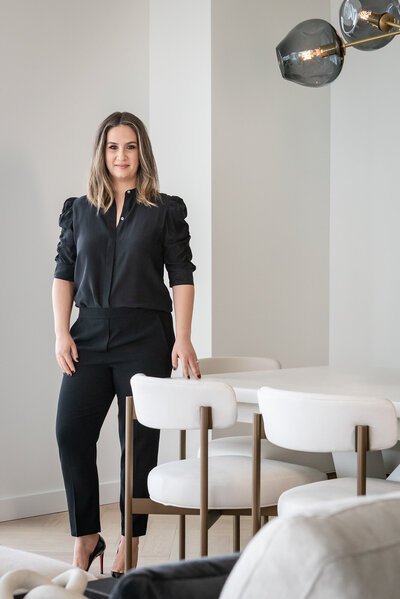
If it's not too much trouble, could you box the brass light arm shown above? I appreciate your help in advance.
[307,24,400,58]
[343,27,400,48]
[361,11,400,30]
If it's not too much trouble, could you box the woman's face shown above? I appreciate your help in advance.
[105,125,139,188]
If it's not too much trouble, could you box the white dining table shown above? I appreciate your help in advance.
[203,365,400,478]
[204,365,400,425]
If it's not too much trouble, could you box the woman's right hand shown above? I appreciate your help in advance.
[55,332,79,375]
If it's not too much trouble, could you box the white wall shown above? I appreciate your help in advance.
[0,0,334,522]
[211,0,331,367]
[149,0,212,461]
[148,0,212,362]
[330,1,400,366]
[0,0,149,521]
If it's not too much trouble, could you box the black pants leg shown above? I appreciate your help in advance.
[56,308,174,538]
[112,356,171,536]
[56,363,115,536]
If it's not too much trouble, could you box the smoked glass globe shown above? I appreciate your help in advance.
[340,0,400,50]
[276,19,345,87]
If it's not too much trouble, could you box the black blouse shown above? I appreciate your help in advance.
[54,189,196,312]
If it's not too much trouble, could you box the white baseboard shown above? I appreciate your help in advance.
[0,481,120,523]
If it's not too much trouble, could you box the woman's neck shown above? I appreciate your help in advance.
[113,179,136,201]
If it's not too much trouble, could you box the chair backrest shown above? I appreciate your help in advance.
[258,387,398,452]
[131,374,237,430]
[198,356,281,375]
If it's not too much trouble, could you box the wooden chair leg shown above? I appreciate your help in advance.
[356,425,369,496]
[252,413,262,535]
[179,514,186,560]
[201,511,208,556]
[125,396,134,572]
[233,515,240,552]
[200,407,210,556]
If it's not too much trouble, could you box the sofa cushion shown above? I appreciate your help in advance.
[220,492,400,599]
[110,554,239,599]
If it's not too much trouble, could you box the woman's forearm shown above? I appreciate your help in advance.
[172,284,194,339]
[171,284,199,378]
[52,279,78,375]
[52,278,75,336]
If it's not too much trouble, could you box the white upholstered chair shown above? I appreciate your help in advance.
[201,357,335,475]
[125,375,326,568]
[256,387,400,519]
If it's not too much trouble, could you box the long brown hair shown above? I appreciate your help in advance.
[87,112,160,211]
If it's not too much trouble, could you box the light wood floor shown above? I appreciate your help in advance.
[0,503,254,576]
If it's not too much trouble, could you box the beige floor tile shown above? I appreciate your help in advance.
[0,504,254,573]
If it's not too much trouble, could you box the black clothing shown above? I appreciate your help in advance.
[54,189,195,538]
[54,189,196,312]
[56,307,174,537]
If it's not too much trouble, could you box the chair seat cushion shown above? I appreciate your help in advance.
[148,456,326,509]
[278,477,400,517]
[207,436,335,473]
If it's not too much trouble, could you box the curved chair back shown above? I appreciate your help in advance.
[258,387,398,453]
[131,374,237,430]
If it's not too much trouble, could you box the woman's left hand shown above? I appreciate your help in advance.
[172,337,201,379]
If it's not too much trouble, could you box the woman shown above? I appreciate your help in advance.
[53,111,199,576]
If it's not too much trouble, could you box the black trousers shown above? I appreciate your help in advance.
[56,307,174,537]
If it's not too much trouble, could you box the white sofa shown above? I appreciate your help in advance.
[113,491,400,599]
[0,547,80,580]
[221,491,400,599]
[0,546,96,598]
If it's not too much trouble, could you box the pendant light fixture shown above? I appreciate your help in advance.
[276,19,345,87]
[276,3,400,87]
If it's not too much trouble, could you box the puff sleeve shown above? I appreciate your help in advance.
[54,197,76,282]
[163,196,196,287]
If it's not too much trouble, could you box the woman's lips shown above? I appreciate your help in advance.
[116,165,129,168]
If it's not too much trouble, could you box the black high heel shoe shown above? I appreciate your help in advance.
[86,535,106,574]
[111,538,139,578]
[111,570,124,579]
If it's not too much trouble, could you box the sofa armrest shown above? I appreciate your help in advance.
[110,553,240,599]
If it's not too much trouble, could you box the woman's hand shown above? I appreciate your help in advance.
[55,332,79,376]
[172,336,201,379]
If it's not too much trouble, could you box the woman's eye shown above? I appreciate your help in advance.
[109,145,118,150]
[128,145,136,150]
